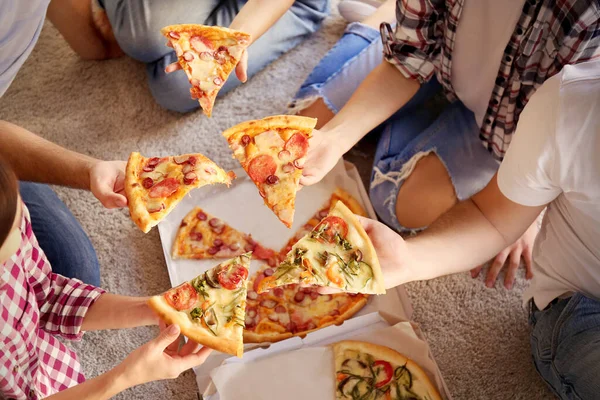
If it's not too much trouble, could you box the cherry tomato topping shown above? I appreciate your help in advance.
[314,216,348,243]
[373,360,393,388]
[164,282,198,311]
[217,263,249,290]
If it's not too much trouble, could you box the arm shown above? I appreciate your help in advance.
[81,294,158,331]
[0,120,126,208]
[387,175,545,286]
[228,0,295,42]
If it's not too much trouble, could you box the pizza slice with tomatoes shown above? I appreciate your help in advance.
[258,201,385,295]
[125,152,234,233]
[161,24,251,117]
[222,115,317,228]
[148,254,250,357]
[172,206,278,264]
[333,341,442,400]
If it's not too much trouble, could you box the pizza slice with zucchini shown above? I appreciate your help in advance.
[147,254,250,357]
[257,201,385,295]
[333,341,442,400]
[222,115,317,228]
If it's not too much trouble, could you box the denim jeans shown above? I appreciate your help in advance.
[99,0,330,113]
[289,22,499,233]
[529,293,600,399]
[19,182,101,286]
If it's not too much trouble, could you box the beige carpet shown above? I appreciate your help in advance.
[0,10,553,400]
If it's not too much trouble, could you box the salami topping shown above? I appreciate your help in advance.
[248,155,277,183]
[282,163,294,174]
[310,292,319,300]
[190,35,214,53]
[213,77,223,86]
[182,164,194,174]
[294,291,305,303]
[284,133,309,159]
[148,177,179,198]
[275,305,286,314]
[196,211,207,220]
[273,288,284,298]
[190,231,203,241]
[142,177,154,189]
[199,52,213,61]
[253,244,276,260]
[188,156,197,166]
[168,31,180,39]
[147,202,165,213]
[241,135,251,146]
[183,51,194,61]
[209,218,223,228]
[217,263,248,290]
[229,242,240,251]
[260,299,277,309]
[266,175,279,185]
[183,172,197,185]
[278,150,291,160]
[263,268,274,277]
[164,282,197,311]
[208,247,218,255]
[142,165,154,172]
[293,158,306,169]
[173,155,191,165]
[213,238,223,247]
[247,291,258,300]
[148,157,161,167]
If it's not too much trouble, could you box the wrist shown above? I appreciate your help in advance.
[319,125,354,156]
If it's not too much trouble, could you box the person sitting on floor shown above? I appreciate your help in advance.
[47,0,331,113]
[341,59,600,399]
[0,153,211,399]
[291,0,599,288]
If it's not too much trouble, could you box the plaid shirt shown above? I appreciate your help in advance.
[381,0,600,158]
[0,204,105,399]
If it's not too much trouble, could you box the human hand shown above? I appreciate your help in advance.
[299,129,347,187]
[119,324,212,387]
[89,160,127,208]
[470,221,538,289]
[317,216,409,294]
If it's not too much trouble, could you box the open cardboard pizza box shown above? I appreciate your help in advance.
[157,160,444,397]
[202,312,452,400]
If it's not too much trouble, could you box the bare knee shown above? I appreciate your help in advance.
[395,153,457,229]
[296,98,335,129]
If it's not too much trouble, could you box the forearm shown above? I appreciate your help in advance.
[229,0,295,41]
[398,199,508,285]
[82,294,158,331]
[0,120,97,188]
[322,62,420,153]
[45,364,131,400]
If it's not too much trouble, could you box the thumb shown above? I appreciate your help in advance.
[154,324,181,350]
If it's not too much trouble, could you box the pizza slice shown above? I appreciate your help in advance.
[125,152,234,233]
[161,24,251,117]
[172,206,278,264]
[333,341,442,400]
[148,254,250,357]
[258,201,386,295]
[222,115,317,228]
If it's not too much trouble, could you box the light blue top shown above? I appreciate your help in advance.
[0,0,50,97]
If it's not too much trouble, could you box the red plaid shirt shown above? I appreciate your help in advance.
[382,0,600,158]
[0,204,105,399]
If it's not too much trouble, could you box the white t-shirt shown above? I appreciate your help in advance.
[451,0,525,126]
[497,59,600,310]
[0,0,50,97]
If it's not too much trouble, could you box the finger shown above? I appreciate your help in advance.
[154,324,181,350]
[523,246,534,280]
[235,52,248,83]
[470,265,483,279]
[176,347,213,371]
[179,338,201,356]
[299,174,318,187]
[165,62,182,73]
[166,41,173,48]
[504,249,521,290]
[486,251,508,288]
[159,320,179,353]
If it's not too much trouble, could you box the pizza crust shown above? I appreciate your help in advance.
[332,188,367,217]
[331,201,386,294]
[333,340,442,400]
[222,115,317,141]
[148,295,243,358]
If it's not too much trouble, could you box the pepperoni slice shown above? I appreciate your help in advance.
[253,244,276,260]
[284,133,309,159]
[314,216,349,243]
[247,155,277,184]
[164,282,198,311]
[148,177,180,198]
[217,263,249,290]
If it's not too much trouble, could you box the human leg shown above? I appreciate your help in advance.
[529,294,600,399]
[369,99,500,232]
[290,0,396,127]
[19,182,101,286]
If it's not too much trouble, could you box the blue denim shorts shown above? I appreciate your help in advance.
[289,23,499,233]
[529,293,600,399]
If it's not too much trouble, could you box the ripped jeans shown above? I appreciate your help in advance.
[288,22,499,233]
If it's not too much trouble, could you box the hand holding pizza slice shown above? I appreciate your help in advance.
[162,24,251,117]
[148,254,251,358]
[222,115,317,228]
[258,201,386,295]
[125,152,234,233]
